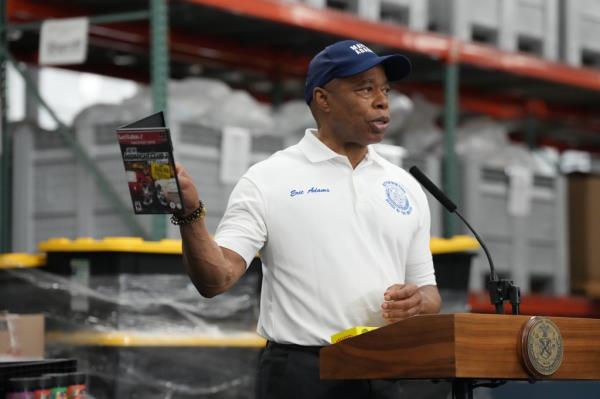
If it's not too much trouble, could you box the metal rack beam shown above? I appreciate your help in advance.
[9,10,150,31]
[183,0,600,92]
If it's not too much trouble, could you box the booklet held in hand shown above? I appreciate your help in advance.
[116,112,184,214]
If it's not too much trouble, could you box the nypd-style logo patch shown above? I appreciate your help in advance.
[383,181,412,215]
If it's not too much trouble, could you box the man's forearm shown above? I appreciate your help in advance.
[180,220,236,297]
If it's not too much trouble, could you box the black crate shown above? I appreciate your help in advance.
[433,251,476,313]
[0,254,47,315]
[0,359,77,398]
[433,252,474,292]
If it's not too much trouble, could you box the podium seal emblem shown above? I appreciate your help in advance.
[520,316,563,378]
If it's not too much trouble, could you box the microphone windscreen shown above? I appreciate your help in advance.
[409,166,458,213]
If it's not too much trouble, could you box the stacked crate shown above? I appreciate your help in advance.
[428,0,559,60]
[290,0,561,61]
[297,0,428,30]
[460,155,569,295]
[561,0,600,68]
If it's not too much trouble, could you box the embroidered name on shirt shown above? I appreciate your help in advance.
[290,187,331,197]
[308,187,330,194]
[383,181,412,215]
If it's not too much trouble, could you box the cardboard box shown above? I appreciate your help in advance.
[0,313,44,360]
[569,174,600,296]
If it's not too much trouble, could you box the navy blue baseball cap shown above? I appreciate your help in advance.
[304,40,412,104]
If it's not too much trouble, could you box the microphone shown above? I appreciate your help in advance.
[408,165,457,213]
[408,165,520,315]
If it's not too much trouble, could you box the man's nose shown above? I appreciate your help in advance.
[373,89,389,109]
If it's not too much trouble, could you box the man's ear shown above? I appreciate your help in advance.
[313,88,330,112]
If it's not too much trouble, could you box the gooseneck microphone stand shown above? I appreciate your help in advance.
[408,166,522,399]
[453,210,521,315]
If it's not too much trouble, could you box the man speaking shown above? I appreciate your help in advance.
[174,39,441,398]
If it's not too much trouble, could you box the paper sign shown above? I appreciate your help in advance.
[40,17,89,65]
[506,165,533,217]
[220,126,251,184]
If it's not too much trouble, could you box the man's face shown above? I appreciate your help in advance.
[323,65,391,146]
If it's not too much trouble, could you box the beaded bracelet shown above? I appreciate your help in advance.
[170,201,206,225]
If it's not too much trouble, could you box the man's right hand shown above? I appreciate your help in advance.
[176,162,201,215]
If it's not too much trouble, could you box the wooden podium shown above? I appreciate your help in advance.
[320,313,600,397]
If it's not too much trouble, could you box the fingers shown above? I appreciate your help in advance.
[384,283,418,301]
[176,162,190,179]
[382,284,422,323]
[381,295,421,321]
[174,163,201,214]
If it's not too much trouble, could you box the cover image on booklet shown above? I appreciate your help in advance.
[116,112,184,214]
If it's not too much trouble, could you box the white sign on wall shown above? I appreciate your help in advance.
[506,165,533,217]
[39,17,89,65]
[220,126,252,184]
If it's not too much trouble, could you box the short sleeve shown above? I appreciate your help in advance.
[214,176,267,268]
[405,189,437,287]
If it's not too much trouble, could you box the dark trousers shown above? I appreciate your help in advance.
[257,342,451,399]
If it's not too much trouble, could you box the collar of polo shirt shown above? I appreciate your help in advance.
[298,129,388,167]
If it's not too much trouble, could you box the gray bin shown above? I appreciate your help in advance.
[561,0,600,68]
[11,121,286,251]
[460,155,568,295]
[428,0,559,60]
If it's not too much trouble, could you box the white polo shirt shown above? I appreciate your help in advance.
[215,129,436,345]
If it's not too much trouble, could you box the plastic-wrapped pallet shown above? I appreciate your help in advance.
[562,0,600,68]
[202,89,274,132]
[397,94,443,156]
[272,99,316,143]
[47,343,261,399]
[428,0,559,60]
[0,238,264,399]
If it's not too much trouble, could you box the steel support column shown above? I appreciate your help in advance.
[0,2,10,252]
[150,0,169,240]
[443,57,460,238]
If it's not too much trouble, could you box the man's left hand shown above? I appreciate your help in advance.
[381,283,423,323]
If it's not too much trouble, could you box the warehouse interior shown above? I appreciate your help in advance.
[1,0,599,398]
